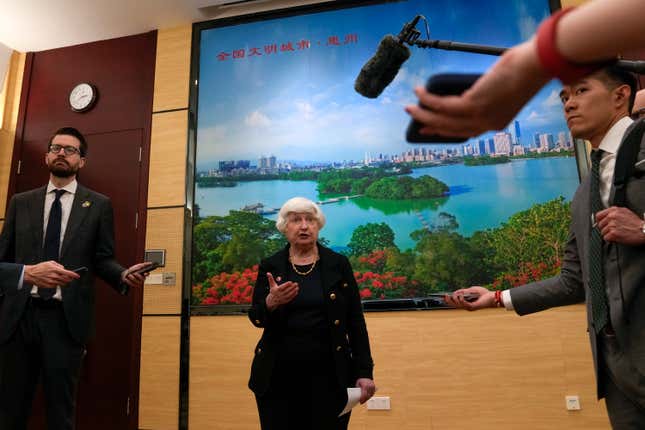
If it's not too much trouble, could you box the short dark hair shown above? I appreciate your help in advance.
[594,65,638,113]
[48,127,87,157]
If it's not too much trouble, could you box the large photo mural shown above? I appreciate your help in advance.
[191,0,577,310]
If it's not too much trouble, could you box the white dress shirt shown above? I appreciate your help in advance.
[29,180,78,300]
[501,116,634,310]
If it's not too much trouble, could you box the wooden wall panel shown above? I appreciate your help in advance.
[153,26,191,113]
[148,110,187,208]
[1,52,25,129]
[348,308,608,430]
[189,307,611,430]
[143,207,184,314]
[139,317,181,430]
[189,316,260,430]
[0,51,25,217]
[139,23,190,424]
[0,129,13,217]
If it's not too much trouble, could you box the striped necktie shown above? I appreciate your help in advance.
[588,150,608,333]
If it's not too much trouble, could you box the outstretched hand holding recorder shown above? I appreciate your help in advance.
[406,73,480,143]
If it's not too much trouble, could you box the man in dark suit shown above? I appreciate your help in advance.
[0,127,151,430]
[446,66,645,429]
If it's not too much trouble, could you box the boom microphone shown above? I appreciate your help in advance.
[356,13,645,100]
[354,35,411,98]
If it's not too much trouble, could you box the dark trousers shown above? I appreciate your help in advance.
[599,330,645,430]
[0,298,85,430]
[255,356,350,430]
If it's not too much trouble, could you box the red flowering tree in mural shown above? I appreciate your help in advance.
[193,265,258,305]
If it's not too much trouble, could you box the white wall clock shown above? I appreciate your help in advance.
[69,82,98,112]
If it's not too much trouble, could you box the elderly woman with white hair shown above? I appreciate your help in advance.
[248,197,376,430]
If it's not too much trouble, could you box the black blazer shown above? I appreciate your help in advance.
[0,184,126,344]
[248,244,374,396]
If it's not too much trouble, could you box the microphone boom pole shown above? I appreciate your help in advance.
[413,39,506,56]
[414,39,645,74]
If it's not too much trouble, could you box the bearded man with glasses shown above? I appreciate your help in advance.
[0,127,152,430]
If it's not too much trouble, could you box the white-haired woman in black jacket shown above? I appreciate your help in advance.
[248,197,375,430]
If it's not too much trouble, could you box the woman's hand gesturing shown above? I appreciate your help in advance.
[265,272,299,311]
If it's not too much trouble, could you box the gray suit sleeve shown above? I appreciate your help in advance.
[510,229,585,315]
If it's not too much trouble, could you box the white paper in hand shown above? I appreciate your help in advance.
[338,387,362,417]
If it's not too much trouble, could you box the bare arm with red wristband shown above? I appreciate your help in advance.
[405,0,645,139]
[444,286,507,311]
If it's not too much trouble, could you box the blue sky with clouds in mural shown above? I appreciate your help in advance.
[196,0,565,169]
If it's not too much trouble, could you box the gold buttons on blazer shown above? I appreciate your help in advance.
[342,282,348,288]
[254,319,261,325]
[334,319,340,326]
[330,293,336,300]
[336,346,342,351]
[257,348,262,354]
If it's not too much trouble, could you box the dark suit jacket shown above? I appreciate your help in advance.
[248,243,374,396]
[0,262,22,296]
[509,119,645,406]
[0,184,127,344]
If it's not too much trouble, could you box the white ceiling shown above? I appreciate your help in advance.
[0,0,248,52]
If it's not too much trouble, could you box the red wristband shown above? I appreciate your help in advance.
[536,7,607,84]
[494,290,502,307]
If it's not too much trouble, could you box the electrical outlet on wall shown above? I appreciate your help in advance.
[565,395,581,411]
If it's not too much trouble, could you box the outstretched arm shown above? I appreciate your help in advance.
[406,0,645,138]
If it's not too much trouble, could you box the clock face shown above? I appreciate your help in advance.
[69,83,97,112]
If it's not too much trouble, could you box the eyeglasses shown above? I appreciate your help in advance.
[49,144,81,156]
[631,108,645,121]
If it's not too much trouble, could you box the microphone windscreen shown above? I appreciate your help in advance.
[354,35,411,98]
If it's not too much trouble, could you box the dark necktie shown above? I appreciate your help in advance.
[588,150,608,333]
[40,189,66,299]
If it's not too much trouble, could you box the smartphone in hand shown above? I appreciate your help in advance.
[406,73,481,143]
[463,292,479,302]
[132,262,159,276]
